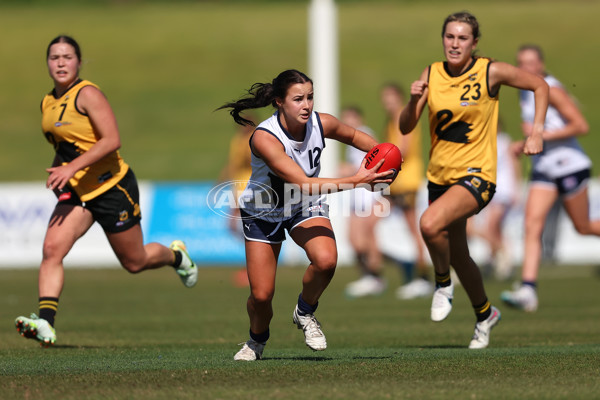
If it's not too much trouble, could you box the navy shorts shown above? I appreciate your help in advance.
[240,202,330,244]
[428,175,496,213]
[56,168,142,233]
[531,168,590,197]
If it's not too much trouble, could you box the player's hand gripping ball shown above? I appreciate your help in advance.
[363,142,403,183]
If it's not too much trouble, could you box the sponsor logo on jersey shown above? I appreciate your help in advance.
[54,121,72,127]
[468,73,478,81]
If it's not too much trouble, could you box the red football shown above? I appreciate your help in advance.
[363,142,403,181]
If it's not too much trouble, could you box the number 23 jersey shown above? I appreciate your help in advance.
[426,57,499,185]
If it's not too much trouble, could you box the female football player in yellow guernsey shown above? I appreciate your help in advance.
[400,12,549,348]
[15,35,198,347]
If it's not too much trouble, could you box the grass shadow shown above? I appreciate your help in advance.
[404,344,466,349]
[351,356,394,360]
[50,344,103,349]
[263,356,333,361]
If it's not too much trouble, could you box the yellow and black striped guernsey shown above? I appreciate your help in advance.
[41,79,129,202]
[426,57,499,185]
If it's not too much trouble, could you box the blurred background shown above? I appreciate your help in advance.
[1,0,599,268]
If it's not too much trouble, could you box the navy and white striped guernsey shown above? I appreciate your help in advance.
[239,111,327,222]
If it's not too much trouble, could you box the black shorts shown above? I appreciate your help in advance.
[428,175,496,213]
[56,168,142,233]
[531,168,591,197]
[240,202,330,244]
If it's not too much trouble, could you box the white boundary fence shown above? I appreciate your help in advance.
[1,180,600,269]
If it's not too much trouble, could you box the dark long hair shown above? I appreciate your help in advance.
[218,69,313,126]
[47,35,81,61]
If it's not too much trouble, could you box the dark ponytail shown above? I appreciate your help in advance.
[218,69,313,126]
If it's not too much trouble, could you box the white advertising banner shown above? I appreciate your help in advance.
[0,183,152,269]
[1,180,599,269]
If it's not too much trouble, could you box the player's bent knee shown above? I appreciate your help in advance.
[420,216,441,242]
[250,289,275,304]
[120,259,146,274]
[41,239,69,262]
[311,252,337,273]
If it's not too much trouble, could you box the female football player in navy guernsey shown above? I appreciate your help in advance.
[501,45,597,312]
[15,35,198,347]
[400,12,549,348]
[219,69,393,361]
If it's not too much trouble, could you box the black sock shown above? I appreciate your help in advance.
[473,299,491,322]
[435,271,451,288]
[356,252,369,275]
[172,250,182,268]
[297,293,318,315]
[39,297,59,327]
[400,260,415,283]
[522,281,537,289]
[249,328,270,344]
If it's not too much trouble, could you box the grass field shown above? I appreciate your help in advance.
[1,264,599,399]
[1,0,600,182]
[2,1,600,399]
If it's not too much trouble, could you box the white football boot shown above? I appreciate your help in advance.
[501,284,538,312]
[234,339,265,361]
[170,240,198,288]
[345,275,386,298]
[396,278,434,300]
[431,281,454,322]
[292,305,327,351]
[15,314,56,347]
[469,306,501,349]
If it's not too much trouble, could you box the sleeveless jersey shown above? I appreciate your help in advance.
[385,114,424,193]
[41,79,129,202]
[239,111,326,222]
[427,58,499,185]
[520,75,591,179]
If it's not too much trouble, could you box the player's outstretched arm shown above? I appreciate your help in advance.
[489,61,549,155]
[251,130,391,195]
